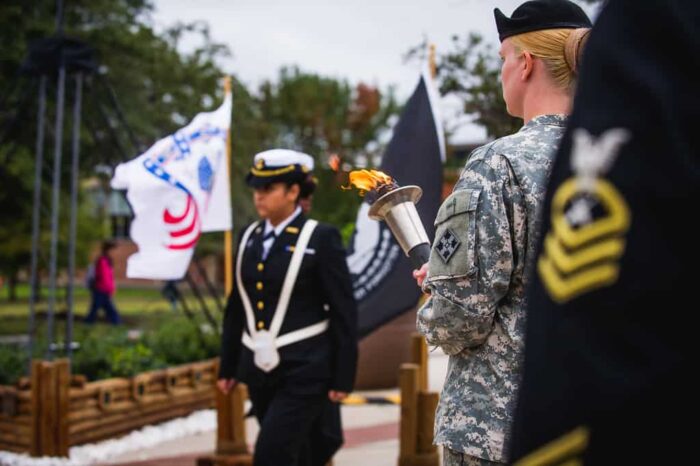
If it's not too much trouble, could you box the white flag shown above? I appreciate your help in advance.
[110,93,232,280]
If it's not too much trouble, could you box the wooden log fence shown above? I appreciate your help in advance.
[398,333,440,466]
[196,383,252,466]
[0,357,219,457]
[1,335,439,463]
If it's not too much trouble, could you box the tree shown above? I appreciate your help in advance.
[0,1,401,291]
[405,0,602,141]
[406,34,521,140]
[256,66,399,230]
[0,161,31,301]
[0,0,234,294]
[259,67,398,164]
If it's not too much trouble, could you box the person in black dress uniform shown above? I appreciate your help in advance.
[217,149,358,466]
[507,1,699,464]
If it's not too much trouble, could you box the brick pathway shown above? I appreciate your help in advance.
[105,421,398,466]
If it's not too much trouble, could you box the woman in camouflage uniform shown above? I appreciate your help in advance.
[413,1,592,464]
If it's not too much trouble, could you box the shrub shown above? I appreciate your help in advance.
[108,343,165,378]
[0,317,220,384]
[71,325,130,380]
[0,345,25,385]
[147,317,219,366]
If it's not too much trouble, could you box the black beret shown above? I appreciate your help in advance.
[494,0,592,42]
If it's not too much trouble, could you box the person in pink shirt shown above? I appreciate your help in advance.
[84,240,122,325]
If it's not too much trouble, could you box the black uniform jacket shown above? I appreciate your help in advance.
[508,1,699,464]
[219,214,358,394]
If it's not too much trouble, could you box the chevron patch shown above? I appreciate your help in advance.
[538,178,630,303]
[538,128,632,303]
[341,394,401,405]
[514,426,590,466]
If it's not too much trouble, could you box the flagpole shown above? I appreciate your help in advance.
[429,43,436,79]
[223,76,233,297]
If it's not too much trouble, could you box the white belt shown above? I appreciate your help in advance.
[242,319,329,350]
[236,220,320,372]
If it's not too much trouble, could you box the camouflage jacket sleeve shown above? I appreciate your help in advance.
[417,153,521,355]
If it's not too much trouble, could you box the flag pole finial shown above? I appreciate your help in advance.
[429,43,437,79]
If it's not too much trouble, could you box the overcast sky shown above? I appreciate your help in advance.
[150,0,599,144]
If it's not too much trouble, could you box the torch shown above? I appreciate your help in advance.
[368,184,430,269]
[334,157,430,269]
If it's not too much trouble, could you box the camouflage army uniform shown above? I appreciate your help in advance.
[417,114,568,464]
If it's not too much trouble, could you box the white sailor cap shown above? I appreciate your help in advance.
[246,149,314,187]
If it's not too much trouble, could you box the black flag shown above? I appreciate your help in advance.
[346,71,444,338]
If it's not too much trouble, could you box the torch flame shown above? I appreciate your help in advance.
[342,169,395,196]
[329,154,341,172]
[329,153,397,198]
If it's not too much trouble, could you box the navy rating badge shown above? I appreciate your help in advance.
[538,128,631,303]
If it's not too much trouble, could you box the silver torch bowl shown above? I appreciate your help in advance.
[368,185,431,269]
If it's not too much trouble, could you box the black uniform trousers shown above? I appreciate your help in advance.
[249,380,331,466]
[219,215,358,466]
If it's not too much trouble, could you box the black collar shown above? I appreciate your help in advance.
[266,213,308,257]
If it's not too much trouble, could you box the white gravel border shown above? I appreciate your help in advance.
[0,409,216,466]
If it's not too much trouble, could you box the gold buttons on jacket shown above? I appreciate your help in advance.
[257,321,265,329]
[257,301,264,310]
[256,282,263,291]
[257,263,264,272]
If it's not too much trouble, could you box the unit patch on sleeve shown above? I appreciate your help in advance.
[435,228,461,263]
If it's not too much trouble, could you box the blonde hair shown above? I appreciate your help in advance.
[510,27,590,91]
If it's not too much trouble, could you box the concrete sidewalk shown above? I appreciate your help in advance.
[101,348,449,466]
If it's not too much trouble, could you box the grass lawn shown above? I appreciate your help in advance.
[0,283,208,317]
[1,283,224,328]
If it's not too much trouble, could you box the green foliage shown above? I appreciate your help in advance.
[0,160,32,300]
[0,292,225,385]
[62,317,219,382]
[0,314,217,383]
[0,0,230,298]
[242,67,397,233]
[0,334,46,385]
[108,343,164,378]
[259,67,398,163]
[146,317,219,366]
[405,34,522,139]
[71,325,132,380]
[0,345,25,385]
[0,2,401,290]
[308,169,363,230]
[340,221,357,248]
